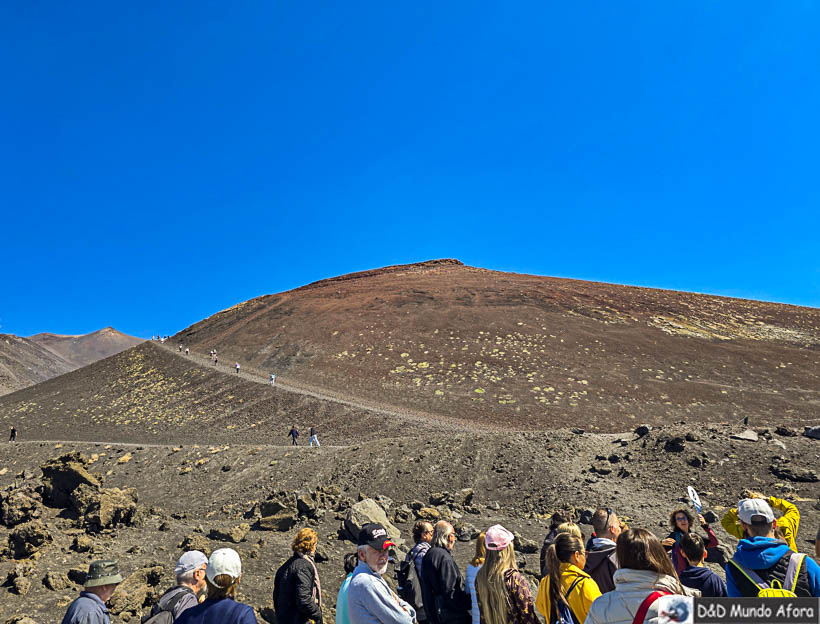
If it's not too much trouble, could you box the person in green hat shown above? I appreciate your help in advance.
[61,559,123,624]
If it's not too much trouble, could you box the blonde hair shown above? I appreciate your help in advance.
[292,528,318,554]
[472,531,487,566]
[555,522,582,538]
[475,543,517,624]
[206,573,240,599]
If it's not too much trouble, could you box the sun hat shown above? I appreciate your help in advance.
[737,498,775,524]
[175,550,208,576]
[84,560,123,587]
[485,524,514,551]
[357,523,396,550]
[206,548,242,583]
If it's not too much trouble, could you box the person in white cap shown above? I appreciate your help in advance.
[146,551,208,621]
[176,548,257,624]
[726,498,820,597]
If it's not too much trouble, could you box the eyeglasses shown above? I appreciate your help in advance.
[675,516,688,522]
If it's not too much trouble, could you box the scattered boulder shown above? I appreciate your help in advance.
[43,571,71,591]
[730,430,759,442]
[6,617,37,624]
[0,488,42,527]
[770,459,818,483]
[344,498,403,546]
[513,533,539,554]
[578,510,594,525]
[40,453,101,507]
[258,511,298,532]
[296,494,318,518]
[70,484,139,532]
[688,456,702,468]
[178,534,212,555]
[455,489,474,506]
[107,565,167,616]
[775,426,799,437]
[590,462,612,475]
[634,425,651,438]
[429,492,450,506]
[209,523,250,544]
[415,507,441,521]
[804,426,820,441]
[258,500,289,517]
[72,535,93,552]
[454,522,478,542]
[664,437,686,452]
[8,520,52,559]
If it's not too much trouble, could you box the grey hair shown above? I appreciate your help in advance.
[431,521,454,548]
[357,545,369,556]
[176,569,196,586]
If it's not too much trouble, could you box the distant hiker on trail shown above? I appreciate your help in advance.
[214,356,218,366]
[270,373,276,386]
[235,362,240,374]
[309,426,320,447]
[288,426,299,446]
[179,344,183,352]
[9,427,16,442]
[725,498,820,597]
[185,347,189,355]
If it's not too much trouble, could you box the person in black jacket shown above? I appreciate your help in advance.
[274,528,323,624]
[420,521,471,624]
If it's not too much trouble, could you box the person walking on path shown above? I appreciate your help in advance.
[235,362,240,374]
[9,427,16,442]
[185,347,189,355]
[288,426,299,446]
[270,373,276,386]
[309,427,320,447]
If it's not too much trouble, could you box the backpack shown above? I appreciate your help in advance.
[552,576,584,624]
[397,548,424,615]
[141,587,194,624]
[729,552,806,598]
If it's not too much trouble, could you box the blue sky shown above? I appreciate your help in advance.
[2,1,818,338]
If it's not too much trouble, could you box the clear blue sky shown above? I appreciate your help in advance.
[2,1,818,338]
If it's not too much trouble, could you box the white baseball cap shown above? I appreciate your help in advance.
[737,498,775,524]
[206,548,242,583]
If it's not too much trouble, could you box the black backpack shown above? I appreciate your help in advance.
[397,549,425,618]
[141,587,195,624]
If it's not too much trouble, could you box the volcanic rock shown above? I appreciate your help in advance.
[0,488,42,527]
[804,426,820,440]
[769,459,818,483]
[6,618,37,624]
[209,523,250,544]
[8,520,51,559]
[39,453,100,507]
[664,437,686,452]
[634,425,651,438]
[296,493,317,517]
[43,572,71,591]
[71,535,93,552]
[344,499,403,545]
[258,512,297,532]
[775,426,799,437]
[177,534,212,555]
[70,484,139,532]
[415,507,441,521]
[590,462,612,475]
[513,532,539,554]
[107,565,167,616]
[731,430,759,442]
[454,522,478,542]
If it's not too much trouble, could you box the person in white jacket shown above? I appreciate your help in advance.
[584,528,699,624]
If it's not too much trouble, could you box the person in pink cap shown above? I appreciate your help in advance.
[475,525,538,624]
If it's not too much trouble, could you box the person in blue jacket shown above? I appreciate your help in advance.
[726,498,820,597]
[678,533,727,597]
[176,548,256,624]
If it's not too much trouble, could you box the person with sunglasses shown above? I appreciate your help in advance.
[583,508,620,593]
[536,533,601,624]
[662,508,718,574]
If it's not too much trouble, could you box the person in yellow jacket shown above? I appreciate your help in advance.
[722,492,799,551]
[536,533,601,624]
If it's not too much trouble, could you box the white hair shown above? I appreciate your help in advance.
[176,569,196,586]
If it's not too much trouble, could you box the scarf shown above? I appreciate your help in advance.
[298,552,322,607]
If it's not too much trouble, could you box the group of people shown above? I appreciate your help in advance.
[58,493,820,624]
[288,425,321,446]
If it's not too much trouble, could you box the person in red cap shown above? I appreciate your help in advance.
[347,523,415,624]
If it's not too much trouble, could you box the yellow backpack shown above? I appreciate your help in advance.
[729,552,806,598]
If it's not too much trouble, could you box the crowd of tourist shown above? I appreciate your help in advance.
[60,494,820,624]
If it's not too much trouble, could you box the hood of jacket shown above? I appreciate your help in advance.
[612,569,684,593]
[732,537,791,570]
[585,543,616,572]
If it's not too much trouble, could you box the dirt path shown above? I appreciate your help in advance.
[155,342,482,432]
[7,439,349,449]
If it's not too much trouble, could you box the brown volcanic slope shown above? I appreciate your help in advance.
[30,326,144,368]
[174,259,820,432]
[0,334,74,396]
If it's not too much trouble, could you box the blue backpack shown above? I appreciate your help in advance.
[553,577,583,624]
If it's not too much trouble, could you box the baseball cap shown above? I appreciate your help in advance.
[357,523,396,550]
[737,498,775,524]
[175,550,208,576]
[206,548,242,583]
[485,524,514,551]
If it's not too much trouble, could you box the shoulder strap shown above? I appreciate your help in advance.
[564,576,584,599]
[783,552,806,593]
[165,587,195,612]
[729,557,769,589]
[632,590,670,624]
